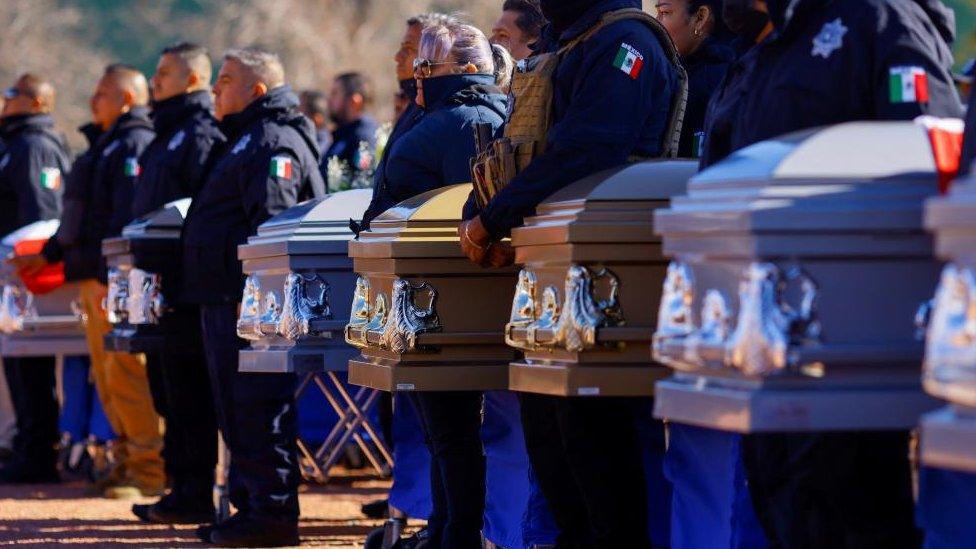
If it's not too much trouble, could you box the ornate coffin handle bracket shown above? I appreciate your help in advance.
[922,264,976,405]
[259,291,282,337]
[344,276,390,350]
[380,279,441,354]
[278,272,332,340]
[505,265,623,352]
[126,269,166,325]
[104,268,129,325]
[505,270,537,349]
[724,263,821,376]
[553,265,623,352]
[0,285,36,334]
[237,275,263,340]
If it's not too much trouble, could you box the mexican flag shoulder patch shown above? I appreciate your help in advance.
[124,157,141,177]
[613,43,644,79]
[40,167,61,190]
[889,66,929,104]
[270,155,293,179]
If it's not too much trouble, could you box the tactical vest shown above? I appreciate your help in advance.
[470,8,688,208]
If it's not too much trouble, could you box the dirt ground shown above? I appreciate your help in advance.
[0,471,401,548]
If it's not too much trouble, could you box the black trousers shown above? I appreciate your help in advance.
[3,357,58,474]
[518,394,652,549]
[144,328,217,501]
[742,431,921,549]
[412,391,485,549]
[200,304,300,522]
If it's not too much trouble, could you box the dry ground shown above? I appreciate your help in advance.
[0,470,400,548]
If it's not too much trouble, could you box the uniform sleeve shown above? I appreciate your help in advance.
[107,136,151,237]
[480,26,676,238]
[872,9,963,120]
[241,147,304,234]
[9,140,64,226]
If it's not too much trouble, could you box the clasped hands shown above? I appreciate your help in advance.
[458,216,514,268]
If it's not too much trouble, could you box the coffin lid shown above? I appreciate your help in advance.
[656,121,946,236]
[514,160,696,246]
[350,184,471,259]
[121,198,191,238]
[239,189,370,259]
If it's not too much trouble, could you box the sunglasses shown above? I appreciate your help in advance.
[2,87,23,100]
[412,58,459,79]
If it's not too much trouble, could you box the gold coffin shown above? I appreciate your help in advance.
[346,184,517,392]
[506,161,696,397]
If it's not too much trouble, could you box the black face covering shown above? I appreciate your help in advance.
[723,0,770,43]
[540,0,595,34]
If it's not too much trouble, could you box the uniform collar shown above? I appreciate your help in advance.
[150,90,213,134]
[555,0,640,43]
[399,79,418,102]
[0,112,55,139]
[78,123,103,148]
[333,116,375,140]
[420,73,497,112]
[96,106,152,149]
[219,85,298,141]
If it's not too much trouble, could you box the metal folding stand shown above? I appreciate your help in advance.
[294,371,392,483]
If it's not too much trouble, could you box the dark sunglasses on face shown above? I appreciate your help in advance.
[3,88,22,100]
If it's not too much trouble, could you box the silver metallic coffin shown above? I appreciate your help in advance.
[237,190,371,373]
[102,199,196,353]
[0,220,86,357]
[919,175,976,472]
[652,122,945,432]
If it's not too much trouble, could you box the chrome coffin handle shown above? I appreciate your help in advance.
[380,279,441,354]
[278,272,332,340]
[236,275,263,340]
[724,263,821,376]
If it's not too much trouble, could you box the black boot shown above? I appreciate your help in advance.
[208,515,299,547]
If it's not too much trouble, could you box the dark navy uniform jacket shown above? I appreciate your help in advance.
[318,115,378,190]
[86,107,155,282]
[382,74,507,217]
[477,0,680,238]
[132,90,225,217]
[181,86,326,305]
[360,79,424,230]
[699,38,766,169]
[725,0,961,155]
[41,124,103,281]
[679,37,734,158]
[0,113,68,237]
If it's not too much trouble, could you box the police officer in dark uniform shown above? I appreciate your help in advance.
[129,42,224,524]
[182,47,325,547]
[15,65,164,497]
[319,72,378,191]
[655,0,734,158]
[720,1,962,546]
[699,0,771,169]
[0,73,68,483]
[459,0,682,546]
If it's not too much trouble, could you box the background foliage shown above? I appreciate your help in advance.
[1,0,973,150]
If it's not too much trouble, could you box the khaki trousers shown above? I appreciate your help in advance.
[78,279,164,491]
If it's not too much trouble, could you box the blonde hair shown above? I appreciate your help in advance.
[419,22,495,74]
